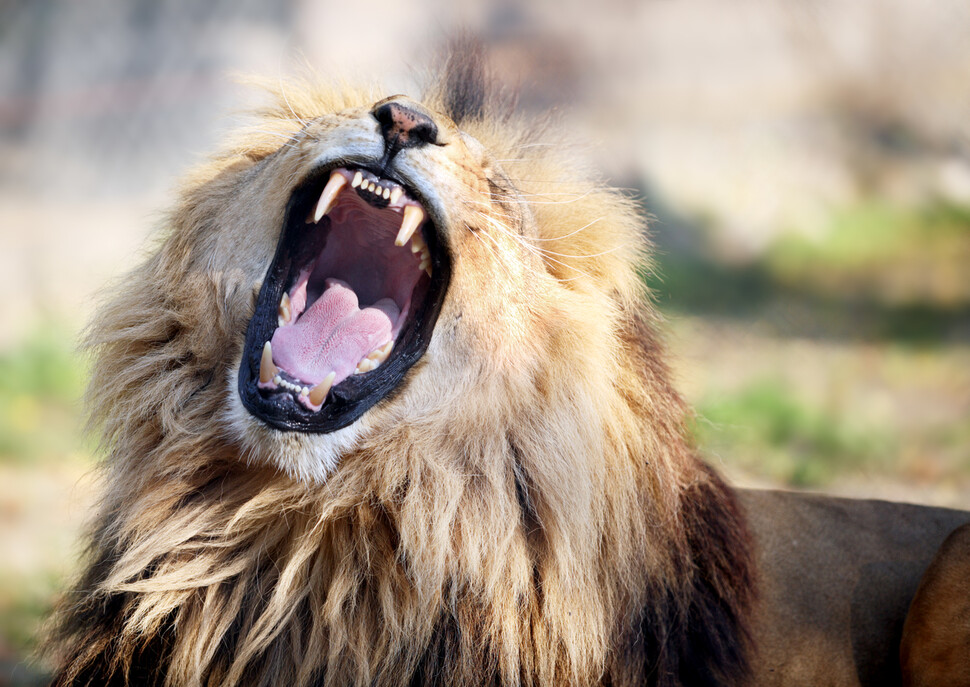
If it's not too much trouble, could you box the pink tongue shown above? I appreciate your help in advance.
[270,280,398,386]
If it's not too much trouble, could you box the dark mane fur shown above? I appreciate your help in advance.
[427,36,517,125]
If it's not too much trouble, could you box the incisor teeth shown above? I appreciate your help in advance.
[395,205,424,247]
[382,187,390,200]
[313,171,348,222]
[259,342,278,384]
[390,187,402,204]
[351,171,363,188]
[308,372,336,406]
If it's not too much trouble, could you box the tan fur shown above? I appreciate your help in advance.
[48,70,741,687]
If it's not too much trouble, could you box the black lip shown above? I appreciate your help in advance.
[238,164,451,433]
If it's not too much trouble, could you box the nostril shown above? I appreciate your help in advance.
[372,101,439,150]
[409,121,438,146]
[372,102,396,130]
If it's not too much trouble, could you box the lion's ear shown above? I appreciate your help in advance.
[426,35,517,125]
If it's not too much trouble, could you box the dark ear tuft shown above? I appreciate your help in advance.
[426,36,516,125]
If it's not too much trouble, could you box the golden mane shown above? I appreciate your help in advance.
[49,49,754,687]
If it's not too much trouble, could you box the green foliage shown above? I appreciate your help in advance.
[0,325,88,464]
[767,198,970,307]
[693,378,892,487]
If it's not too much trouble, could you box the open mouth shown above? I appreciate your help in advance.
[238,165,450,433]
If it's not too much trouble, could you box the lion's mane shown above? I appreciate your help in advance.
[49,48,755,687]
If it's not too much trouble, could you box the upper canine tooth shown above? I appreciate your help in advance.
[351,171,363,188]
[395,205,424,247]
[308,371,336,407]
[259,341,278,384]
[313,171,348,222]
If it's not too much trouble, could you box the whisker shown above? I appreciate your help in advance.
[277,74,310,129]
[475,212,597,281]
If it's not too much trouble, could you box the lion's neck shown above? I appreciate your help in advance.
[85,386,697,686]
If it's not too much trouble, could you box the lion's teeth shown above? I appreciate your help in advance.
[366,341,393,364]
[355,358,374,374]
[410,232,426,253]
[395,205,424,247]
[278,292,291,325]
[313,171,347,222]
[259,342,278,384]
[351,171,363,188]
[308,372,336,407]
[390,187,402,204]
[382,187,391,200]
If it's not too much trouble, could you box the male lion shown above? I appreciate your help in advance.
[49,48,969,686]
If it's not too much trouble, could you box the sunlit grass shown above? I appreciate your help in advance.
[692,378,894,487]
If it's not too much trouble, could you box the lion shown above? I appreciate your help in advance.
[48,46,969,686]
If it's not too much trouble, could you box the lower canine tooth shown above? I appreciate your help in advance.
[395,205,424,247]
[313,171,348,222]
[259,342,278,384]
[308,372,336,406]
[279,292,291,324]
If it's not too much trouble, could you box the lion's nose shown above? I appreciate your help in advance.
[372,100,439,152]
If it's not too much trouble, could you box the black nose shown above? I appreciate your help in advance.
[372,101,438,152]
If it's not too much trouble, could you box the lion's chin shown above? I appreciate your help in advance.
[227,362,366,483]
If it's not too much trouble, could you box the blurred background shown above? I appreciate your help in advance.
[1,0,969,682]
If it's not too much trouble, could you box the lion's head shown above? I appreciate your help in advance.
[216,72,651,485]
[52,48,753,687]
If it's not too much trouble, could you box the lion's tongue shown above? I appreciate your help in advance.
[270,280,398,387]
